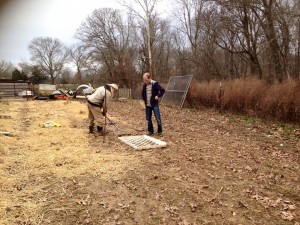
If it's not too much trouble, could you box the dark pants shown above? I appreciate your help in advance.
[146,105,162,134]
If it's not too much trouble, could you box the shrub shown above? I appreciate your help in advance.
[187,78,300,123]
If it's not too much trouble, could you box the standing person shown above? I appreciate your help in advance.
[141,72,165,136]
[87,83,118,134]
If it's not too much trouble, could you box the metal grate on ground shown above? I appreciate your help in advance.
[118,135,167,150]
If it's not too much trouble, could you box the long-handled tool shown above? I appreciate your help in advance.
[102,84,126,139]
[105,116,122,132]
[103,87,107,143]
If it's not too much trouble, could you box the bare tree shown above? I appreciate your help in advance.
[173,0,219,80]
[151,18,173,80]
[289,0,300,79]
[249,0,293,82]
[212,0,264,78]
[0,60,14,78]
[174,0,204,55]
[121,0,161,78]
[28,37,69,84]
[76,8,138,86]
[205,0,296,82]
[69,44,90,84]
[171,29,191,75]
[137,14,172,80]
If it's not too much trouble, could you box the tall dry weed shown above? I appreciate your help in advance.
[221,78,265,113]
[185,80,219,109]
[262,80,300,122]
[187,78,300,123]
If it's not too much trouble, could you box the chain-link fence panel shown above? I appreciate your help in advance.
[161,75,193,108]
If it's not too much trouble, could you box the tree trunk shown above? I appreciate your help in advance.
[249,54,263,78]
[262,0,285,82]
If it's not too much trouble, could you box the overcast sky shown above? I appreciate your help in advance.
[0,0,121,66]
[0,0,171,67]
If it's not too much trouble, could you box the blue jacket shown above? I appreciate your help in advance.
[142,81,165,107]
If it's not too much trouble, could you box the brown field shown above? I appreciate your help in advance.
[0,98,299,225]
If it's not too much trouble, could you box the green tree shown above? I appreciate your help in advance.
[11,69,27,80]
[30,66,47,84]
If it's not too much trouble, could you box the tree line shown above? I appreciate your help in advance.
[1,0,300,86]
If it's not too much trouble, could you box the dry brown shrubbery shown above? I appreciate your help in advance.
[185,80,220,109]
[186,78,300,123]
[262,80,300,121]
[222,78,266,113]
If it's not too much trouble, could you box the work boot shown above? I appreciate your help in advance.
[89,126,94,134]
[96,126,103,133]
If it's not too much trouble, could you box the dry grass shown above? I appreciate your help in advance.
[0,98,299,224]
[187,78,300,123]
[262,80,300,121]
[0,100,141,225]
[185,80,219,108]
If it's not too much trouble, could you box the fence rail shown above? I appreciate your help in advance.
[118,88,132,99]
[0,82,31,97]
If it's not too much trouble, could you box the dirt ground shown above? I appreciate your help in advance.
[0,98,299,225]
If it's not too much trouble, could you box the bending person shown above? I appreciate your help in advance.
[86,83,118,134]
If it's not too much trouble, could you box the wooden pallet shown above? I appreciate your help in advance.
[118,135,167,150]
[0,114,11,119]
[0,131,11,136]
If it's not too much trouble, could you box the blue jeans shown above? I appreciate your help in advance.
[146,105,162,134]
